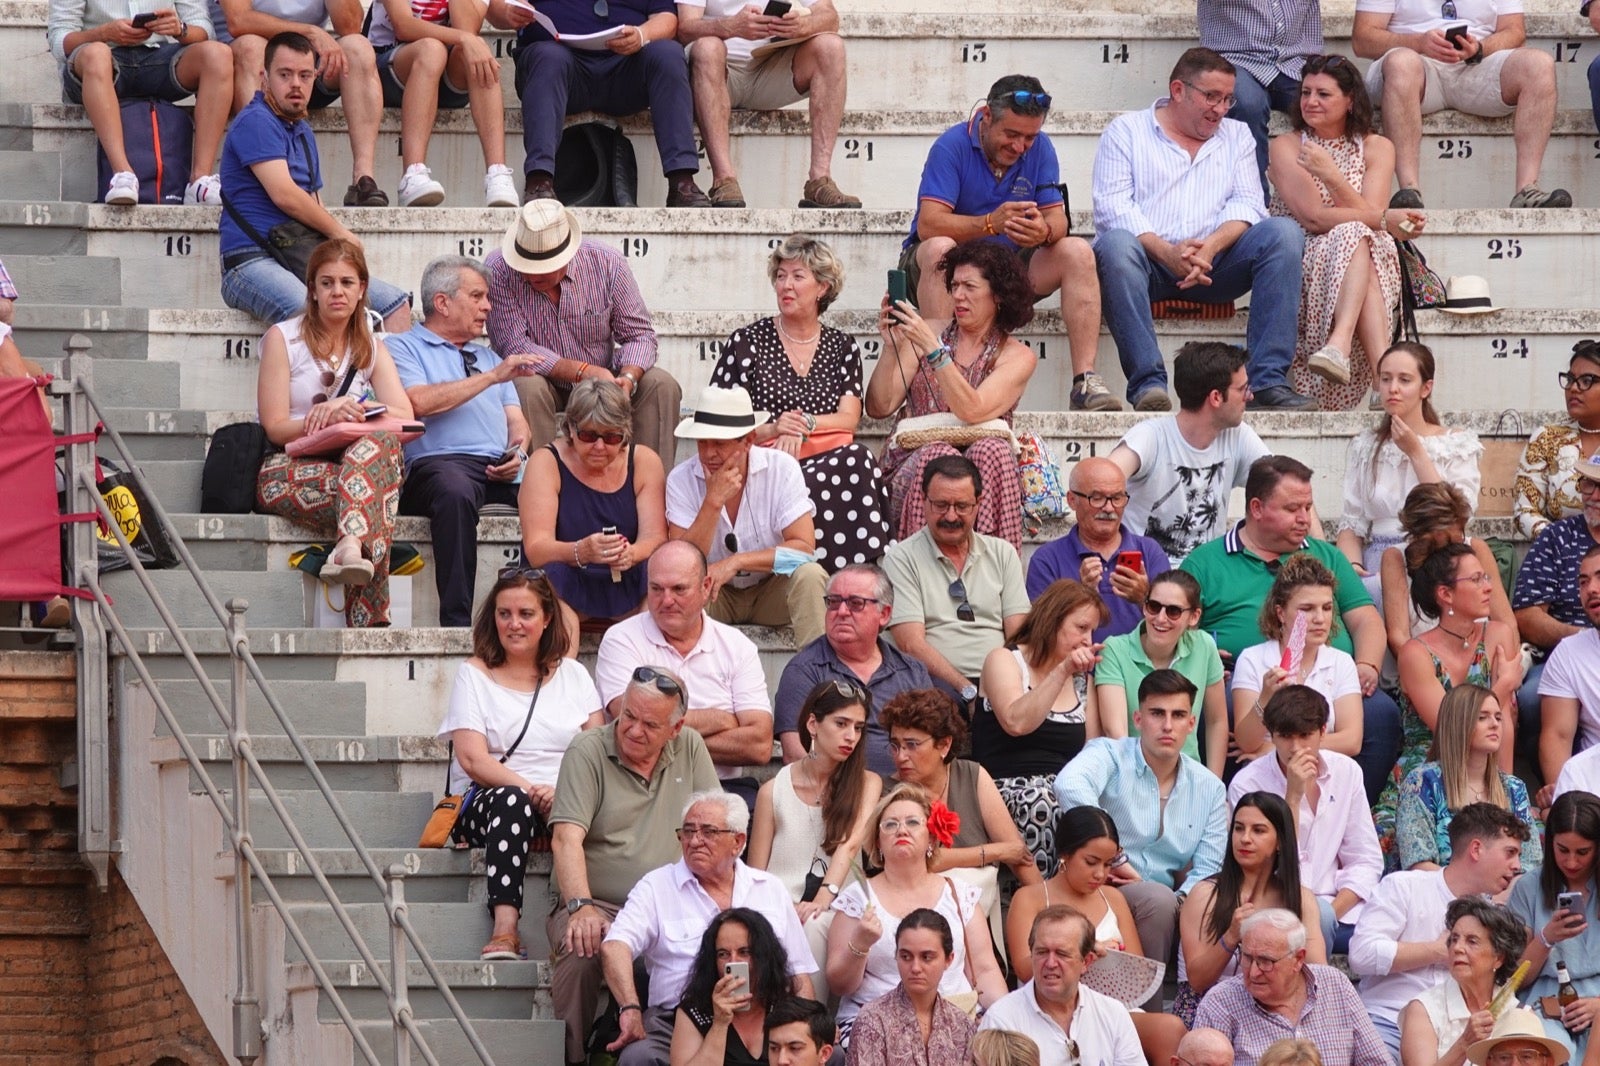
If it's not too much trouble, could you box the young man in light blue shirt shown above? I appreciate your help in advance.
[1054,668,1227,1006]
[388,255,532,626]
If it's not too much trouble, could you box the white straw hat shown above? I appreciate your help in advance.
[501,198,582,275]
[1440,275,1502,315]
[674,386,769,440]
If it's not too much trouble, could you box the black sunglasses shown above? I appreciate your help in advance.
[311,368,338,404]
[498,564,548,581]
[724,532,739,554]
[1304,54,1352,74]
[1143,599,1189,620]
[948,578,976,622]
[461,348,480,376]
[821,678,868,702]
[633,665,684,699]
[575,427,626,445]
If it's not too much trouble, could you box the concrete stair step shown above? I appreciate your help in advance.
[1,11,1595,110]
[307,959,552,1022]
[141,302,1596,415]
[72,206,1600,313]
[348,1018,566,1066]
[100,407,213,461]
[103,568,313,628]
[0,147,63,199]
[129,676,370,736]
[12,303,152,361]
[162,732,445,792]
[248,789,438,849]
[283,900,554,969]
[234,846,553,904]
[0,252,120,305]
[34,354,181,407]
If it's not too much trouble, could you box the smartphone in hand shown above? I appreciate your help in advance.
[363,404,388,420]
[762,0,791,14]
[887,269,909,306]
[131,11,159,26]
[1444,23,1471,48]
[1115,550,1143,574]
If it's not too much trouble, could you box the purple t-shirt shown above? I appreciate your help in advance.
[1026,525,1172,643]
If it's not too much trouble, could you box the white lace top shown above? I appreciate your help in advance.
[1339,427,1484,540]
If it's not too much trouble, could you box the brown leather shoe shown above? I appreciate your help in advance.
[799,176,861,209]
[342,175,389,207]
[666,174,712,208]
[708,177,746,207]
[523,173,557,204]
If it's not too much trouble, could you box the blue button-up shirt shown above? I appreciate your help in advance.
[386,323,518,464]
[1053,736,1227,894]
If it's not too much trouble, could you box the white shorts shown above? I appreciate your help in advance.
[1363,45,1516,117]
[726,47,805,109]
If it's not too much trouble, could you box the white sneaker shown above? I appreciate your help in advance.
[398,163,446,207]
[485,164,519,208]
[105,170,139,205]
[184,173,223,205]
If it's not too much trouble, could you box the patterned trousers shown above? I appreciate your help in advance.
[888,438,1024,549]
[256,432,402,627]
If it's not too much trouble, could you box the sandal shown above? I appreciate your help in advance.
[320,543,375,587]
[481,933,526,961]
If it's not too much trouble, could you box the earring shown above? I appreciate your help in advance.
[926,847,934,859]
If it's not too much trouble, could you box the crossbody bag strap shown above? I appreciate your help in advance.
[499,673,545,765]
[333,359,360,399]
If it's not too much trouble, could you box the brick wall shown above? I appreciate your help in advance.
[0,651,224,1066]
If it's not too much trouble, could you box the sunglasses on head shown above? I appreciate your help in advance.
[822,678,868,702]
[498,564,548,581]
[574,427,626,445]
[1303,54,1352,74]
[633,665,684,699]
[992,89,1051,113]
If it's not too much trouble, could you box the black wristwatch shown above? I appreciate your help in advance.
[566,896,596,915]
[1464,37,1484,63]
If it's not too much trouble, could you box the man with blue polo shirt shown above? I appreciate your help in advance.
[218,32,411,330]
[899,73,1117,412]
[389,255,533,627]
[1182,454,1402,802]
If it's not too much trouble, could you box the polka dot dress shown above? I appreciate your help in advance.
[454,785,536,913]
[710,318,891,572]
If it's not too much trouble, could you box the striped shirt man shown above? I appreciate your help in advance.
[484,239,659,377]
[1091,101,1265,244]
[0,258,17,302]
[1197,0,1323,89]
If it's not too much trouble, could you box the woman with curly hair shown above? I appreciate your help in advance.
[865,239,1039,549]
[1398,897,1529,1066]
[825,783,1007,1044]
[670,908,793,1066]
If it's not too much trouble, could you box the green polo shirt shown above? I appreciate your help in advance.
[883,526,1030,680]
[547,722,720,905]
[1096,626,1225,761]
[1180,521,1373,660]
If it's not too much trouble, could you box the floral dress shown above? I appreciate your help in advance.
[878,325,1024,549]
[1269,133,1402,411]
[1395,761,1541,871]
[710,318,892,571]
[1374,640,1491,870]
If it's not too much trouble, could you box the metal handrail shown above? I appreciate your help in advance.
[56,346,497,1066]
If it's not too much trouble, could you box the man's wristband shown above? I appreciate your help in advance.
[982,213,995,236]
[618,1004,642,1015]
[1356,661,1380,671]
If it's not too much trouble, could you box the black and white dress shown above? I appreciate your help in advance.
[710,317,891,572]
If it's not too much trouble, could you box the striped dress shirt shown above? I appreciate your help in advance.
[1197,0,1324,88]
[1052,736,1228,895]
[1091,102,1266,244]
[484,241,658,378]
[0,259,16,301]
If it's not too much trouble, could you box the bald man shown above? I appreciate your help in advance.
[1026,456,1170,641]
[1173,1029,1235,1066]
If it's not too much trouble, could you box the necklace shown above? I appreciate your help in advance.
[1436,622,1476,650]
[775,317,820,346]
[1578,421,1600,434]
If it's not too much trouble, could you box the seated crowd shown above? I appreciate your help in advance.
[25,0,1600,1058]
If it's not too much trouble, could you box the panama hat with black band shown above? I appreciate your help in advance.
[502,199,582,275]
[674,386,770,441]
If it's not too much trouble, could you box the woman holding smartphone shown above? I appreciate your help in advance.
[1508,790,1600,1057]
[670,909,794,1066]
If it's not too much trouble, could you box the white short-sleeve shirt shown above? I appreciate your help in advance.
[1231,641,1362,734]
[436,658,601,793]
[673,0,820,63]
[1354,0,1513,39]
[978,982,1144,1066]
[1539,629,1600,752]
[1118,417,1270,565]
[666,445,816,589]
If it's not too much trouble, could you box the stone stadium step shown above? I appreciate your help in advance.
[12,304,153,363]
[1,6,1595,112]
[162,731,447,792]
[304,957,553,1023]
[128,675,371,736]
[348,1019,566,1066]
[0,148,69,201]
[230,846,522,904]
[138,302,1592,417]
[15,100,1600,211]
[248,789,438,849]
[1,252,121,305]
[51,205,1600,313]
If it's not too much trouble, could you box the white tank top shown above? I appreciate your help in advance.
[277,315,371,420]
[766,763,830,900]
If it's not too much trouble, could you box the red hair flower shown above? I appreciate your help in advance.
[926,802,960,848]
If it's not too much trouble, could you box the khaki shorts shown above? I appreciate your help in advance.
[726,48,805,109]
[1363,45,1516,117]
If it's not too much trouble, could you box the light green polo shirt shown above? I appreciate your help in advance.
[1095,625,1226,761]
[883,526,1030,680]
[547,722,720,905]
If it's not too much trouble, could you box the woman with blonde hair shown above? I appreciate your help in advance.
[1259,1039,1324,1066]
[968,1030,1039,1066]
[255,238,414,627]
[826,782,1008,1044]
[709,233,889,571]
[1394,684,1539,871]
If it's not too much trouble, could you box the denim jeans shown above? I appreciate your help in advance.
[1314,895,1356,956]
[1517,658,1551,789]
[1094,220,1305,400]
[1588,53,1600,135]
[221,255,410,326]
[1358,687,1404,806]
[1228,69,1303,199]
